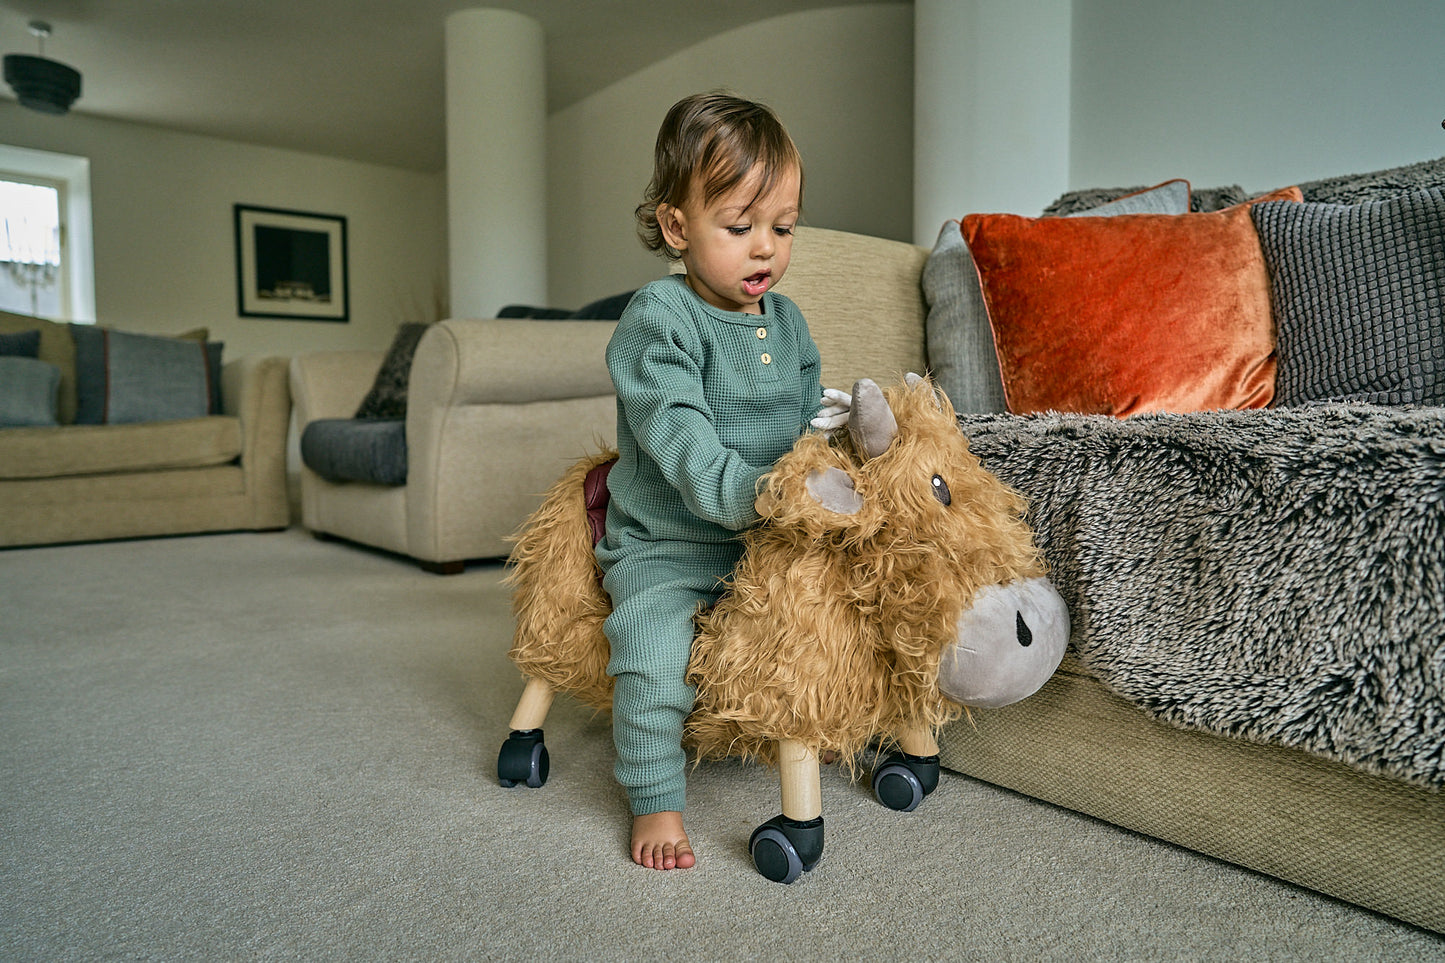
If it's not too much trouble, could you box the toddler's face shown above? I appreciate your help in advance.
[662,164,801,315]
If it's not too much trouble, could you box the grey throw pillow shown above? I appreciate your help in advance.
[924,180,1192,413]
[354,322,430,420]
[70,326,223,424]
[0,356,61,426]
[1251,187,1445,406]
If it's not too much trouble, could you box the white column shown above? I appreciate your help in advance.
[445,9,546,317]
[913,0,1072,243]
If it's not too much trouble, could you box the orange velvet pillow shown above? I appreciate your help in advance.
[961,186,1302,416]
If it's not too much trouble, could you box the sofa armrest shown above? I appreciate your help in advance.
[222,354,292,528]
[403,318,619,562]
[288,350,385,427]
[407,318,617,410]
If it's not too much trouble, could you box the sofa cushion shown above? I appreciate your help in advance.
[0,356,61,427]
[301,418,408,486]
[354,323,430,420]
[925,180,1192,414]
[71,326,224,424]
[0,416,243,480]
[0,311,77,424]
[0,329,41,357]
[961,187,1301,416]
[1251,187,1445,406]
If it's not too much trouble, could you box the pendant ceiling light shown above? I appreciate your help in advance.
[4,21,82,115]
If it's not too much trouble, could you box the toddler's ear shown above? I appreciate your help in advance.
[657,203,689,252]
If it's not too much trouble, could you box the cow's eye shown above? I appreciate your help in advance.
[931,474,951,506]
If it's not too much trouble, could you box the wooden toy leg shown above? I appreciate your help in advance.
[872,726,941,812]
[498,677,555,788]
[509,677,555,731]
[779,739,822,822]
[750,738,825,884]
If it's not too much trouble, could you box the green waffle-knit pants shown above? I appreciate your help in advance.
[598,538,744,816]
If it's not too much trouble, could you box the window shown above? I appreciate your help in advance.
[0,145,95,322]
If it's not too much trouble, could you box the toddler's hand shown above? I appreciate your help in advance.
[810,388,852,432]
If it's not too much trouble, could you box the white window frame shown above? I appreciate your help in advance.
[0,145,95,323]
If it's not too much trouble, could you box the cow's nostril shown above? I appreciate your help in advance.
[1015,612,1033,647]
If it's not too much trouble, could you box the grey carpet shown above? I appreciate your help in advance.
[2,529,1441,961]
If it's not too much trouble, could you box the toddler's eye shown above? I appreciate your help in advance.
[775,225,795,237]
[727,226,750,236]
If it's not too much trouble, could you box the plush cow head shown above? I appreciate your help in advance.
[757,374,1068,710]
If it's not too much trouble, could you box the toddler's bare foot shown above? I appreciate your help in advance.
[631,811,695,870]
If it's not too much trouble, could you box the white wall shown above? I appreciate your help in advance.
[545,4,915,309]
[914,0,1072,240]
[1070,0,1445,193]
[0,101,447,359]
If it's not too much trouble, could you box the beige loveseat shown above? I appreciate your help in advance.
[0,313,291,548]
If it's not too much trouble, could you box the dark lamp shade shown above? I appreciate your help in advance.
[4,53,81,114]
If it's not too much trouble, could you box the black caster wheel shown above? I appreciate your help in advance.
[749,815,824,884]
[497,729,549,788]
[872,751,940,812]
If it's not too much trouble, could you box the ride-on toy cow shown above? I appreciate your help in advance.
[498,375,1068,882]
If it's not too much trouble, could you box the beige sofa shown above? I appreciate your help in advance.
[789,228,1440,935]
[0,315,291,548]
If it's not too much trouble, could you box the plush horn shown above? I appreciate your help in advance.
[847,378,897,459]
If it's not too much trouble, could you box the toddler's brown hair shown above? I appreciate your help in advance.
[636,91,804,259]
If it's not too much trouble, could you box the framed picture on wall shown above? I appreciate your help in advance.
[234,205,349,321]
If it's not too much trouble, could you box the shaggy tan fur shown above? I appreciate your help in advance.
[506,377,1043,768]
[505,449,617,712]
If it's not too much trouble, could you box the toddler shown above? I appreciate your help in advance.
[597,91,848,870]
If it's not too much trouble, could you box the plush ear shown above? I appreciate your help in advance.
[804,467,863,514]
[848,378,897,459]
[905,371,948,411]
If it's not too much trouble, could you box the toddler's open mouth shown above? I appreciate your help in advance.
[742,271,770,297]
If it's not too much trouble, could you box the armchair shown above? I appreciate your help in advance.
[289,319,618,572]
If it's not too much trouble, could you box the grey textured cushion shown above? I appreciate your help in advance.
[354,322,429,420]
[71,326,223,425]
[925,180,1192,413]
[301,418,408,486]
[0,356,60,427]
[1251,187,1445,406]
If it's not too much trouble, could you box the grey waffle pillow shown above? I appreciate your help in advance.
[1251,187,1445,406]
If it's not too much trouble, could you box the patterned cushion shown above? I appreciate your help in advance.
[354,323,430,420]
[1251,187,1445,406]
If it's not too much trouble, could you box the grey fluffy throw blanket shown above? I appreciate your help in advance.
[957,405,1445,789]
